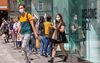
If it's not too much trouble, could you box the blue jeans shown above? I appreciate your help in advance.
[40,36,45,55]
[29,34,37,53]
[16,41,22,48]
[44,37,52,56]
[47,39,52,56]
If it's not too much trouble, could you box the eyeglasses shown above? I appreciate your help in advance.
[19,7,24,9]
[19,6,24,9]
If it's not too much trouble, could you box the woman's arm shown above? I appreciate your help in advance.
[59,25,65,32]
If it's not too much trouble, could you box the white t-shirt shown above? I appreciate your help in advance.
[13,21,20,32]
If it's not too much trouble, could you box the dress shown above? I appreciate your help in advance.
[52,22,67,43]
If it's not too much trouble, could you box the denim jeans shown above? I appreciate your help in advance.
[40,36,45,55]
[47,39,52,56]
[44,37,52,56]
[29,34,38,53]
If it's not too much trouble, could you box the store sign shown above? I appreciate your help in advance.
[0,0,8,10]
[0,6,7,8]
[82,8,97,19]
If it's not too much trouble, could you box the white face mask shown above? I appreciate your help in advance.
[56,18,60,21]
[74,17,77,20]
[19,9,24,13]
[74,15,77,20]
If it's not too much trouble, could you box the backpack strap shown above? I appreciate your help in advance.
[18,12,29,22]
[26,12,29,21]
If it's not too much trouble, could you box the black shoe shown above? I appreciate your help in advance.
[26,60,31,63]
[63,55,68,62]
[44,54,48,57]
[78,57,85,62]
[58,55,68,62]
[41,53,44,56]
[40,53,44,56]
[48,58,54,63]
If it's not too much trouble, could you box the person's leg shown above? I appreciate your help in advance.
[52,46,57,58]
[59,43,67,56]
[47,39,52,56]
[19,41,22,48]
[40,36,44,55]
[30,34,35,52]
[75,41,80,54]
[32,34,38,53]
[16,41,21,48]
[6,30,9,42]
[48,44,58,63]
[12,32,16,48]
[59,43,68,62]
[28,39,33,54]
[21,34,31,60]
[71,35,76,53]
[40,41,43,55]
[44,37,49,57]
[16,41,19,48]
[79,41,86,58]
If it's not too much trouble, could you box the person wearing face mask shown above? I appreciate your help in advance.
[48,13,68,63]
[71,14,83,54]
[71,14,85,58]
[17,4,37,63]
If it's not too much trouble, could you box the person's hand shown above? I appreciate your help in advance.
[34,33,38,39]
[53,26,57,30]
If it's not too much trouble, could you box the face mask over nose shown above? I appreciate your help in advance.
[19,9,24,13]
[74,15,77,20]
[56,18,60,22]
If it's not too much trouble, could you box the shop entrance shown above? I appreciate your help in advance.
[0,10,8,26]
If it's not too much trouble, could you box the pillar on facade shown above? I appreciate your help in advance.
[24,0,31,13]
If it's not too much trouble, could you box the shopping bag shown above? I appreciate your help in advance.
[36,37,40,48]
[52,22,62,42]
[52,30,58,41]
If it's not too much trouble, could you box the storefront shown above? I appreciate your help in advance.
[53,0,100,63]
[0,0,8,26]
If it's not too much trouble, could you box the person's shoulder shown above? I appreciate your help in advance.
[43,21,46,24]
[46,21,51,25]
[26,12,33,20]
[49,22,52,25]
[61,22,66,26]
[17,21,20,24]
[26,12,32,16]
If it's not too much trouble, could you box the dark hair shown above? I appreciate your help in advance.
[39,16,45,23]
[17,16,20,20]
[47,15,51,22]
[18,4,25,8]
[56,13,63,22]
